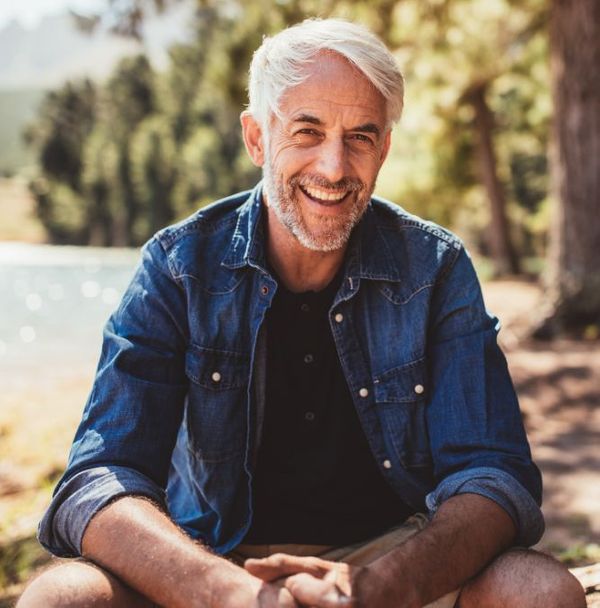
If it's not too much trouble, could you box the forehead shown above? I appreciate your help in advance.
[276,52,387,127]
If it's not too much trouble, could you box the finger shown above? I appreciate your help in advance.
[257,581,300,608]
[276,585,300,608]
[285,573,355,608]
[245,554,330,582]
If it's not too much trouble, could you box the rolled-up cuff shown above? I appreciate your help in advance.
[425,466,545,546]
[38,465,165,557]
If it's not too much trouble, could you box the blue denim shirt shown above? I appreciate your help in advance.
[39,184,544,557]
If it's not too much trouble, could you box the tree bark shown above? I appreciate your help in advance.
[468,82,520,276]
[534,0,600,337]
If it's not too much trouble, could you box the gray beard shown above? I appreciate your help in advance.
[262,156,372,252]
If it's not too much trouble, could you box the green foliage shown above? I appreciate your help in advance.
[374,0,551,259]
[25,79,97,243]
[24,7,265,245]
[81,125,120,245]
[104,55,156,133]
[24,0,554,256]
[129,116,177,239]
[28,177,88,243]
[25,80,96,191]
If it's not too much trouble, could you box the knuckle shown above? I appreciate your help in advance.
[271,553,286,566]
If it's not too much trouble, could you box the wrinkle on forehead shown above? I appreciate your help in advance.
[274,51,385,125]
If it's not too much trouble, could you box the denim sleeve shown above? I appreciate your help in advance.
[38,237,190,557]
[38,466,165,557]
[424,247,544,547]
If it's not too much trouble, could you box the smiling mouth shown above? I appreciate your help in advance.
[299,184,350,206]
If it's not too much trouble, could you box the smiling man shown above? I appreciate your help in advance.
[245,48,392,293]
[257,55,388,256]
[20,18,584,608]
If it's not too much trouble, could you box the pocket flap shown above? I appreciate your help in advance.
[185,345,249,390]
[374,358,427,404]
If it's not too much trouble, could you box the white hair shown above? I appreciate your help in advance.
[247,18,404,129]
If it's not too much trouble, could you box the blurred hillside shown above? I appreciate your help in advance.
[0,1,194,174]
[0,14,137,91]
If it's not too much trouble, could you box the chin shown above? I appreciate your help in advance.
[292,225,352,252]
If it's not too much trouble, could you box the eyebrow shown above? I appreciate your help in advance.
[292,114,381,137]
[353,123,381,136]
[293,114,323,126]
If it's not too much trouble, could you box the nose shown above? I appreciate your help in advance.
[315,137,348,184]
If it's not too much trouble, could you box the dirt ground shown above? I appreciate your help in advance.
[484,280,600,606]
[0,278,598,604]
[482,280,600,555]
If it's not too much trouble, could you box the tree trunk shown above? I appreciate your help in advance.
[534,0,600,338]
[468,83,520,276]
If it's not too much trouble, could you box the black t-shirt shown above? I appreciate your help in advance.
[243,272,413,545]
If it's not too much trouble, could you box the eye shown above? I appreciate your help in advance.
[296,128,320,137]
[349,133,374,144]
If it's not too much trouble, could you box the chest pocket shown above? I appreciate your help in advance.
[374,358,432,469]
[185,345,250,462]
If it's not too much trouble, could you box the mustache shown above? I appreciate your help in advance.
[291,174,364,192]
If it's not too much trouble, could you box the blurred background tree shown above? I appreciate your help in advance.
[533,0,600,337]
[21,0,599,335]
[24,79,97,243]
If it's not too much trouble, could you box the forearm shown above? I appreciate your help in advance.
[82,495,259,608]
[362,493,516,607]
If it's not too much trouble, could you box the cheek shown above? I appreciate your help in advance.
[349,145,384,164]
[353,153,385,184]
[269,141,313,171]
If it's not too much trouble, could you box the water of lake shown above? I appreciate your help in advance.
[0,242,140,389]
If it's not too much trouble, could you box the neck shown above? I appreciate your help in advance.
[265,206,347,293]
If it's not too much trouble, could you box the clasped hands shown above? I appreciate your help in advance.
[244,553,367,607]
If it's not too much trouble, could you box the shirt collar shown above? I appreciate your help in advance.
[221,183,268,272]
[221,182,402,283]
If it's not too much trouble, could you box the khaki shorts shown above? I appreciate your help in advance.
[230,513,460,608]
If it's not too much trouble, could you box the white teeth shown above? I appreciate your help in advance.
[303,185,347,201]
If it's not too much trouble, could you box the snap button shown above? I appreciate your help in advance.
[211,371,222,383]
[334,313,343,323]
[300,303,310,313]
[359,387,369,398]
[414,384,424,394]
[303,353,314,364]
[383,459,392,469]
[261,286,269,295]
[304,411,315,422]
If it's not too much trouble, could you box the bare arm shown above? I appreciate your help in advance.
[246,493,516,608]
[82,496,297,608]
[358,493,516,606]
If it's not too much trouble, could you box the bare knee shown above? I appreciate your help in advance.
[17,560,153,608]
[459,548,586,608]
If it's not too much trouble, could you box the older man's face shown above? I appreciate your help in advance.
[262,52,391,252]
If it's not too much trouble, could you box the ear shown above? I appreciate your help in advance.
[379,129,392,165]
[240,111,265,167]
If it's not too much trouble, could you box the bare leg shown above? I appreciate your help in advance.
[17,559,156,608]
[458,548,586,608]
